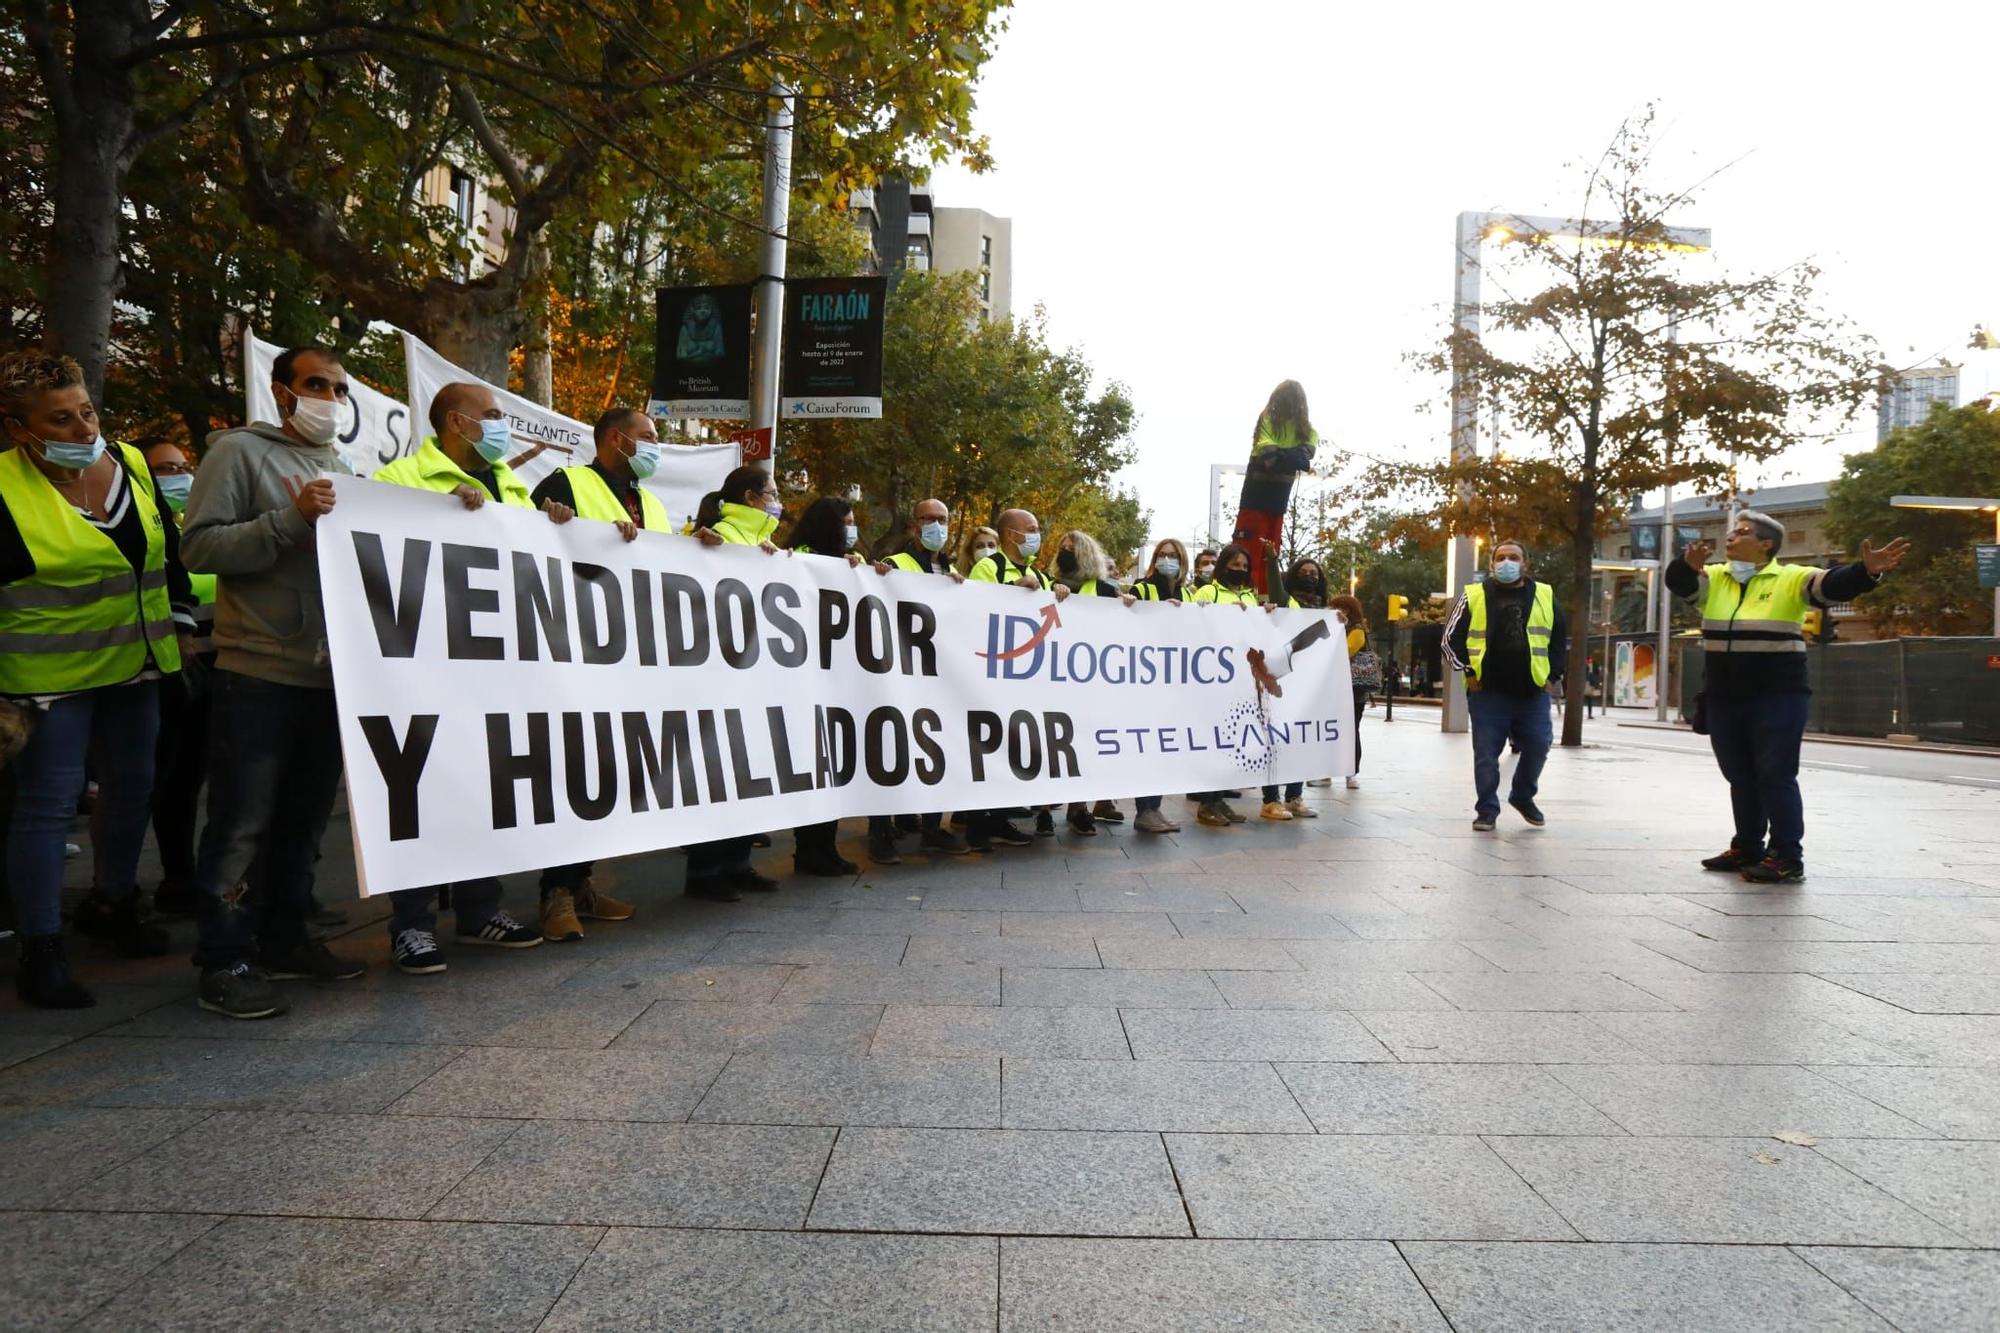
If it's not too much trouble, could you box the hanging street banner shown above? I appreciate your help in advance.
[780,275,887,419]
[246,330,413,477]
[320,478,1353,894]
[399,330,738,533]
[651,284,753,419]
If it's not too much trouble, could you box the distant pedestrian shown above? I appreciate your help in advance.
[1232,381,1318,596]
[1443,541,1567,831]
[1671,514,1909,883]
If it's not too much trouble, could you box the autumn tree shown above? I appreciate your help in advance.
[11,0,1006,390]
[1826,401,2000,635]
[1383,112,1879,745]
[779,270,1140,557]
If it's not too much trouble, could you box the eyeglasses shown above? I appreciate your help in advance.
[150,462,196,476]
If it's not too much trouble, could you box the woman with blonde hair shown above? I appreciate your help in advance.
[958,525,1000,577]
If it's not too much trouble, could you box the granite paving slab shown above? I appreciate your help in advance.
[1000,1237,1448,1332]
[1402,1240,1890,1332]
[1002,1058,1314,1133]
[1165,1132,1576,1240]
[1545,1063,1936,1138]
[0,1035,464,1112]
[821,908,999,936]
[807,1127,1189,1236]
[1001,967,1226,1008]
[0,1034,69,1070]
[903,933,1103,967]
[775,963,999,1006]
[386,1046,730,1121]
[69,1110,521,1219]
[1817,972,2000,1013]
[1095,938,1303,970]
[0,1105,212,1209]
[1166,909,1359,940]
[869,1004,1131,1058]
[1118,1008,1393,1061]
[1206,970,1455,1011]
[0,1210,219,1331]
[1276,1063,1625,1136]
[428,1120,833,1228]
[1794,1247,2000,1333]
[1285,940,1502,972]
[1355,1011,1651,1063]
[609,1000,884,1054]
[1411,971,1677,1012]
[542,1229,997,1332]
[1486,1136,1968,1245]
[73,1217,600,1333]
[555,961,798,1004]
[691,1052,999,1128]
[999,910,1180,938]
[1582,1011,1912,1065]
[1809,1065,2000,1139]
[700,931,912,966]
[1810,1139,2000,1244]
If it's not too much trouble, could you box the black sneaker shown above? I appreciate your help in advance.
[392,928,448,974]
[965,831,995,854]
[15,935,93,1009]
[199,963,288,1019]
[73,891,170,958]
[724,867,781,894]
[1067,805,1097,836]
[1034,811,1056,837]
[868,830,902,865]
[685,876,743,902]
[152,878,200,917]
[989,821,1034,848]
[894,814,923,835]
[1508,797,1546,827]
[1701,847,1761,872]
[920,827,970,856]
[1741,856,1805,884]
[1472,815,1497,832]
[455,911,542,948]
[260,937,366,981]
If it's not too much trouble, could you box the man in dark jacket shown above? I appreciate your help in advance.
[1669,512,1908,882]
[1443,541,1568,831]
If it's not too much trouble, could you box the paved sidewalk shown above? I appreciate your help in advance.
[4,713,1999,1330]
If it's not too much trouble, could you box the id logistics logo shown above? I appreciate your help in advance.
[977,605,1236,687]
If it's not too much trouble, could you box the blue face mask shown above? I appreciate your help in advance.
[919,520,949,552]
[1018,531,1042,559]
[1493,559,1523,584]
[35,433,106,471]
[626,437,661,481]
[1155,557,1181,579]
[461,416,510,465]
[843,523,859,551]
[157,472,194,511]
[1728,559,1759,583]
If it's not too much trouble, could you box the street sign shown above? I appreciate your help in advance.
[729,425,773,463]
[1976,543,2000,589]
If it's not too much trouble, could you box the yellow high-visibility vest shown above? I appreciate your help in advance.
[1464,580,1555,686]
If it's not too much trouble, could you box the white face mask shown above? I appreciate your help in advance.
[843,522,859,551]
[282,390,342,446]
[972,544,997,561]
[1728,559,1759,583]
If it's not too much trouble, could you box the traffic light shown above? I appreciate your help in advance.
[1802,608,1823,641]
[1387,594,1409,622]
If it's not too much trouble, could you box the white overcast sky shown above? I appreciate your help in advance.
[929,0,2000,542]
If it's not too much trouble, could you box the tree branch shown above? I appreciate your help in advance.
[450,80,529,201]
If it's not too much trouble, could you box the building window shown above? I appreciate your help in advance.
[449,170,477,229]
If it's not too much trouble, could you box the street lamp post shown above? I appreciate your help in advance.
[1444,211,1711,734]
[1890,495,2000,635]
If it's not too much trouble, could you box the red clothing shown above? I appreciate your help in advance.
[1231,509,1283,594]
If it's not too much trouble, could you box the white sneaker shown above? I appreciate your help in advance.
[1345,775,1360,790]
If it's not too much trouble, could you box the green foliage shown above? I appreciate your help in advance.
[1826,402,2000,635]
[778,270,1141,558]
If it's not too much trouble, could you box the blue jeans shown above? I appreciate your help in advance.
[1261,782,1304,802]
[5,683,158,938]
[389,878,503,938]
[1705,690,1809,863]
[1134,796,1162,813]
[191,671,345,969]
[1469,687,1552,819]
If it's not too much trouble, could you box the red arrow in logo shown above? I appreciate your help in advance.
[977,602,1063,661]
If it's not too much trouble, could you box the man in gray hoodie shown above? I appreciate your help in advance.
[180,345,366,1018]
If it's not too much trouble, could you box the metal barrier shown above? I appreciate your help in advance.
[1680,637,2000,745]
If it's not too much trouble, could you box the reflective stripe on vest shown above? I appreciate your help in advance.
[1698,562,1811,655]
[0,441,182,694]
[563,465,668,530]
[1465,581,1555,686]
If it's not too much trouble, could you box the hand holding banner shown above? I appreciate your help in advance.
[320,479,1352,895]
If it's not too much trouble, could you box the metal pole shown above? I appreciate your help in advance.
[750,81,795,460]
[1656,314,1680,722]
[1444,211,1483,735]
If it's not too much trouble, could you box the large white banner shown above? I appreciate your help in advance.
[245,331,415,477]
[321,479,1353,895]
[400,330,737,531]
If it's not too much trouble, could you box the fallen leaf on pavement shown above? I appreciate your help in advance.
[1751,1151,1780,1166]
[1773,1130,1817,1147]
